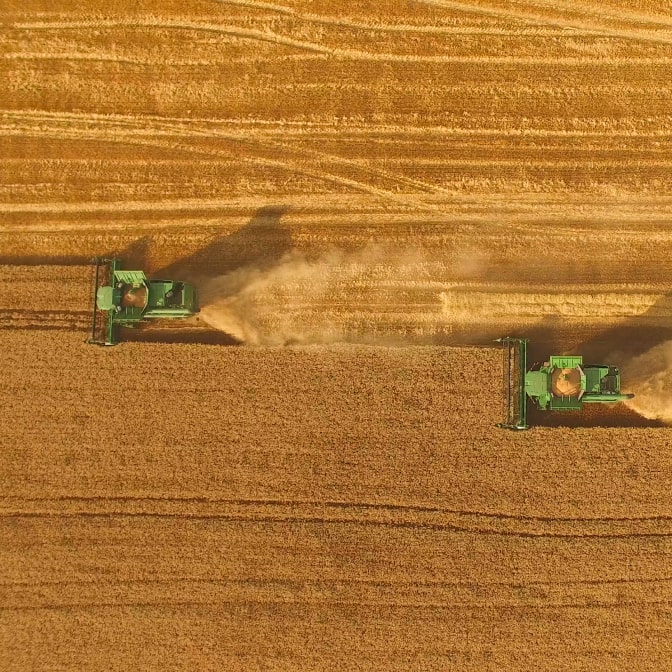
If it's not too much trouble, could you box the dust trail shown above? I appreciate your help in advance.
[197,243,671,346]
[199,248,350,345]
[197,245,462,345]
[622,341,672,423]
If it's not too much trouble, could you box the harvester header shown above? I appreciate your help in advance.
[88,257,198,345]
[497,337,634,430]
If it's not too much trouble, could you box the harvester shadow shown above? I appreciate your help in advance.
[574,291,672,375]
[154,205,293,282]
[115,236,152,270]
[122,206,293,346]
[577,321,672,365]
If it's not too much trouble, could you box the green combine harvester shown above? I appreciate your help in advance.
[497,337,634,430]
[88,257,199,345]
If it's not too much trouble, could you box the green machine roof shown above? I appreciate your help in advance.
[114,269,147,284]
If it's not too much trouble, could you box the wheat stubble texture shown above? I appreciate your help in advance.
[3,0,672,670]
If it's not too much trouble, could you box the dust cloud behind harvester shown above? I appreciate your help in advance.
[196,245,672,348]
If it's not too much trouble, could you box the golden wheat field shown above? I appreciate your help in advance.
[3,0,672,669]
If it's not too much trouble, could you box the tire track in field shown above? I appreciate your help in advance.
[32,127,444,211]
[213,0,572,36]
[6,113,672,199]
[4,573,672,611]
[0,265,93,315]
[0,53,158,66]
[437,283,672,323]
[7,599,672,612]
[139,115,672,193]
[416,0,672,45]
[227,0,672,34]
[63,108,450,196]
[10,109,672,137]
[9,110,672,171]
[5,496,672,539]
[14,19,329,55]
[521,0,672,30]
[7,575,672,589]
[13,18,672,58]
[148,118,457,197]
[0,52,329,66]
[1,52,295,67]
[0,309,90,331]
[6,111,672,212]
[7,110,672,142]
[0,111,450,210]
[0,124,436,210]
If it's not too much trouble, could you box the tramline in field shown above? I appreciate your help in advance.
[497,337,634,430]
[88,257,199,346]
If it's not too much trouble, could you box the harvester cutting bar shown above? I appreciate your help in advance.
[496,337,529,430]
[87,257,118,346]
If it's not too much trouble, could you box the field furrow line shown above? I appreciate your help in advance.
[6,599,672,612]
[152,120,455,196]
[7,110,672,139]
[216,0,576,36]
[0,309,90,330]
[417,0,672,45]
[14,18,672,59]
[0,53,159,66]
[2,127,434,208]
[11,494,672,523]
[8,111,672,209]
[363,158,672,168]
[0,52,330,66]
[521,0,672,30]
[6,575,672,589]
[5,110,672,150]
[4,496,672,539]
[4,576,672,611]
[13,20,329,55]
[0,118,446,211]
[6,48,672,67]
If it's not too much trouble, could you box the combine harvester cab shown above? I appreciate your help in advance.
[496,337,634,430]
[88,257,199,345]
